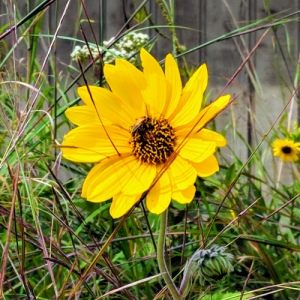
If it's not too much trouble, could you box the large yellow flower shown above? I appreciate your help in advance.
[272,138,300,162]
[62,49,230,218]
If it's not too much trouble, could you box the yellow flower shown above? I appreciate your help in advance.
[62,49,230,218]
[272,138,300,162]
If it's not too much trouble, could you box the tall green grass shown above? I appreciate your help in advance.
[0,0,300,299]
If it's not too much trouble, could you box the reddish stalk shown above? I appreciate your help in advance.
[0,163,20,297]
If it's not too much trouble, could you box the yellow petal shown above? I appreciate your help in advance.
[172,185,196,204]
[146,170,172,215]
[196,129,227,147]
[191,155,219,177]
[62,124,131,162]
[110,192,141,219]
[177,128,227,148]
[140,48,166,115]
[197,94,231,128]
[175,94,231,136]
[64,123,130,142]
[77,86,134,129]
[104,63,145,118]
[83,155,143,202]
[65,106,108,126]
[115,58,147,90]
[81,155,122,198]
[122,161,156,195]
[169,64,208,127]
[162,54,182,118]
[61,143,105,163]
[178,138,216,163]
[169,155,197,190]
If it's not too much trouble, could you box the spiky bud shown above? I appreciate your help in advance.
[179,245,234,297]
[196,245,234,285]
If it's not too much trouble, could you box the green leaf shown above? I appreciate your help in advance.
[225,163,236,188]
[201,292,254,300]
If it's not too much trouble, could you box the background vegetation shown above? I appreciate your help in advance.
[0,0,300,299]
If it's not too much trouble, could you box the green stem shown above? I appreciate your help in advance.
[157,210,183,300]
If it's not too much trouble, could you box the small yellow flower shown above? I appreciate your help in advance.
[62,49,230,218]
[272,138,300,162]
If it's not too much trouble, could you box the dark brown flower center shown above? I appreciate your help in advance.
[282,146,292,154]
[130,116,175,164]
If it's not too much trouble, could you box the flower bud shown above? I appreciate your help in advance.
[196,244,234,285]
[180,245,234,296]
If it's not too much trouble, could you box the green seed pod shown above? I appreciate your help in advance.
[179,245,234,296]
[196,245,234,285]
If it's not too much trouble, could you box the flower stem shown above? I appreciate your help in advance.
[157,210,183,300]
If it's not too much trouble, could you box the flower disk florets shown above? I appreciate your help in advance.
[282,146,292,154]
[130,116,176,164]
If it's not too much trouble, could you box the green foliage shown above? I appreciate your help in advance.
[201,292,254,300]
[0,1,300,299]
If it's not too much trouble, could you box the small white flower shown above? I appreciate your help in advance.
[71,32,149,65]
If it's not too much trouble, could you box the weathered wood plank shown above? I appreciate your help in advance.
[203,0,250,164]
[149,0,173,60]
[252,0,298,185]
[175,0,200,64]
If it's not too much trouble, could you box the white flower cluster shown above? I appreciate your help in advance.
[70,32,149,65]
[70,45,98,64]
